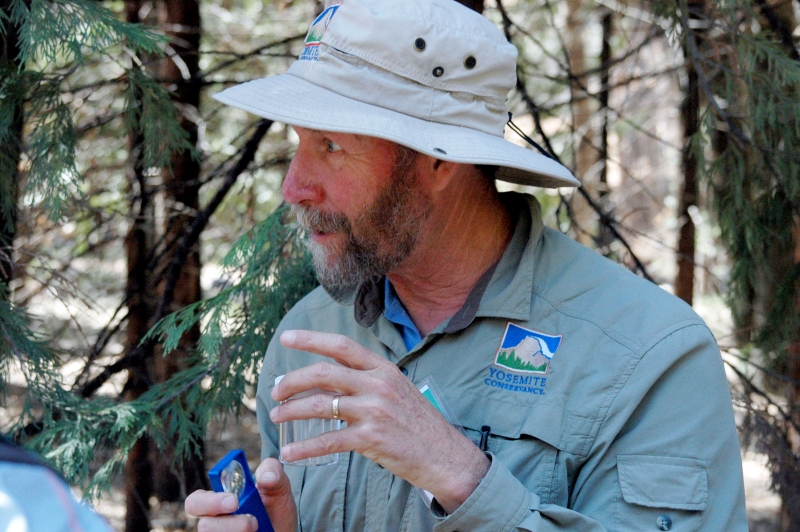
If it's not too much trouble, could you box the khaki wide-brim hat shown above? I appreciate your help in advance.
[214,0,579,189]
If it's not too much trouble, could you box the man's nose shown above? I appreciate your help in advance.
[282,147,323,206]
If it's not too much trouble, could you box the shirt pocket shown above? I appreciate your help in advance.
[616,455,708,532]
[458,398,567,505]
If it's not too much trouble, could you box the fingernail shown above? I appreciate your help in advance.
[259,470,278,484]
[269,407,277,421]
[221,494,238,512]
[250,515,259,531]
[281,330,296,343]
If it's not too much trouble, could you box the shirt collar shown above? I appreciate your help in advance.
[471,191,541,322]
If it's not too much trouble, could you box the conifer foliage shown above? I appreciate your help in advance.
[0,0,316,505]
[2,0,800,528]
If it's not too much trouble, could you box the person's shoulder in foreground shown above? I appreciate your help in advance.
[0,436,114,532]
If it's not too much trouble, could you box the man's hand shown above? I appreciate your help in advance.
[184,458,297,532]
[270,330,490,513]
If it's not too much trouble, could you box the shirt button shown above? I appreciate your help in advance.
[656,515,672,530]
[400,367,408,376]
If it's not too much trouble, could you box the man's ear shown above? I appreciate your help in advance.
[419,155,459,193]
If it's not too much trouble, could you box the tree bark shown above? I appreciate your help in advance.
[0,0,24,296]
[566,0,596,247]
[786,221,800,531]
[122,2,157,530]
[150,0,207,502]
[675,0,704,305]
[674,70,699,305]
[597,7,614,255]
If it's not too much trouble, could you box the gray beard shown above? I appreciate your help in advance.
[291,146,430,293]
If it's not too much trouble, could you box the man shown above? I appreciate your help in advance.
[186,0,748,530]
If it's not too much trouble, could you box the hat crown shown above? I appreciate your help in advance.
[315,0,517,99]
[210,0,579,188]
[287,0,518,136]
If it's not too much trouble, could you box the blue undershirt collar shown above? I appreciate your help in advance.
[383,278,423,351]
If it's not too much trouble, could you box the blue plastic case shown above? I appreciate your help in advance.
[208,449,274,532]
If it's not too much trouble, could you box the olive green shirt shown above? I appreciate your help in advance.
[256,192,747,532]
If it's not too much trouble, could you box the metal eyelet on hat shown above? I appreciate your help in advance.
[464,55,477,69]
[414,38,426,51]
[432,66,444,77]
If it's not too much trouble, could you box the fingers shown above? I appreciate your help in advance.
[185,491,258,532]
[254,458,298,532]
[269,392,349,423]
[273,330,402,403]
[271,361,360,402]
[196,514,258,532]
[185,490,239,517]
[279,330,382,370]
[277,425,369,464]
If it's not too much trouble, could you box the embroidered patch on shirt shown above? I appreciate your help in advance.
[494,322,562,374]
[300,4,341,61]
[483,323,562,396]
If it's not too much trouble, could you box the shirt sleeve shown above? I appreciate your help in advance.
[433,323,748,532]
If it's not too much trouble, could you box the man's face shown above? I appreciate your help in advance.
[283,128,432,291]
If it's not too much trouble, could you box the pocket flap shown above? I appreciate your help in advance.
[454,392,566,450]
[617,455,708,511]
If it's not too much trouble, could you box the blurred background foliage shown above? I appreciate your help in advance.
[1,0,799,530]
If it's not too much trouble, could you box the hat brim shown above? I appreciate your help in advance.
[213,74,580,189]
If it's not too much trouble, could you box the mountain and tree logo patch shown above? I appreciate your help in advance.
[494,322,562,374]
[300,4,341,61]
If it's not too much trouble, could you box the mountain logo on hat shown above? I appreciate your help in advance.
[494,322,562,374]
[300,4,342,61]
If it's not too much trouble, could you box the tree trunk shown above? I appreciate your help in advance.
[566,0,596,247]
[758,3,800,529]
[597,7,614,255]
[150,0,207,502]
[674,89,698,305]
[786,221,800,531]
[0,0,24,296]
[123,3,207,523]
[675,5,702,305]
[123,2,157,530]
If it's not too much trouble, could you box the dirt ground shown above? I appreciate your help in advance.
[83,406,781,532]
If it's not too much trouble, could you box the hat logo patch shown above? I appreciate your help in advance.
[494,322,561,374]
[300,4,341,62]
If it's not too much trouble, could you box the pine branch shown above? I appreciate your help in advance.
[200,32,306,77]
[79,119,273,398]
[153,119,273,319]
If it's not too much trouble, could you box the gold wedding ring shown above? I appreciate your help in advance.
[332,395,341,420]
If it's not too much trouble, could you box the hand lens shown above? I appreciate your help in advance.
[220,459,246,498]
[208,449,274,532]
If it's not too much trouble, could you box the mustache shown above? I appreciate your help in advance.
[291,204,351,234]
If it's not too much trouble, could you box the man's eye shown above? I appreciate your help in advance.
[326,140,342,153]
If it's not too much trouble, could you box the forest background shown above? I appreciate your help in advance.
[1,0,799,530]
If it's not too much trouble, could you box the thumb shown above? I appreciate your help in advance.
[255,458,298,532]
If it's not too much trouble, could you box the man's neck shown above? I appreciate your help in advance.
[387,188,513,337]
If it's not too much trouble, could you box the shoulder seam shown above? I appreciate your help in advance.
[585,321,713,456]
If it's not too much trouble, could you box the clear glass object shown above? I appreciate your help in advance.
[275,375,341,466]
[220,459,246,497]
